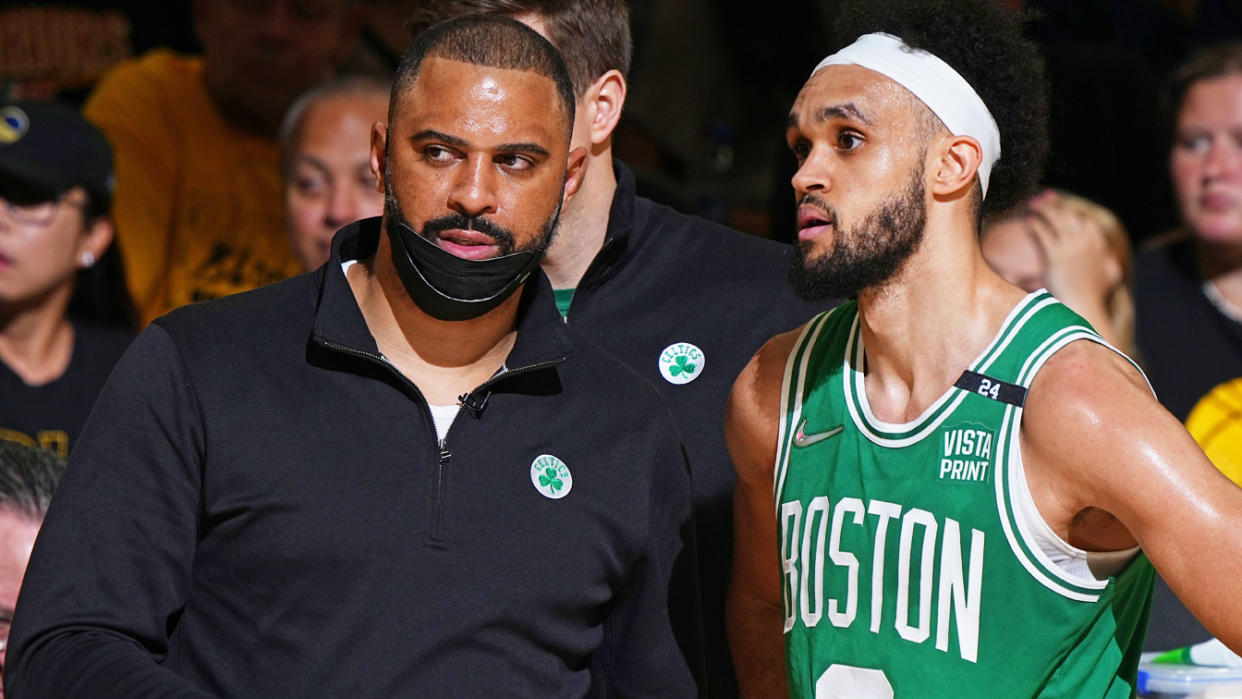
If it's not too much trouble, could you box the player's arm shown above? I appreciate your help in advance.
[726,330,800,698]
[1023,342,1242,651]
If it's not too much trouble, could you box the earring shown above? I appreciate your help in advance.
[81,251,96,268]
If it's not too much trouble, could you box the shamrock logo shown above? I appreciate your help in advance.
[668,355,697,377]
[531,454,573,499]
[658,342,706,385]
[539,466,564,494]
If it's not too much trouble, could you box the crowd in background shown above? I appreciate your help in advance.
[4,0,1242,692]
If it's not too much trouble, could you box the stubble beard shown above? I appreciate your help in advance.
[788,167,928,301]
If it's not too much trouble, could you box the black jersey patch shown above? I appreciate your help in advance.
[955,370,1027,407]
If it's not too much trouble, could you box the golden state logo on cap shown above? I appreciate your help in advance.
[0,105,30,144]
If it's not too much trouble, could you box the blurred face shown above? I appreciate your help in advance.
[786,65,930,299]
[0,508,41,693]
[196,0,355,131]
[1171,73,1242,244]
[285,92,388,270]
[0,187,99,312]
[981,217,1045,291]
[375,57,578,261]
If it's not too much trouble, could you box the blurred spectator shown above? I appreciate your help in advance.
[83,0,359,325]
[982,189,1135,356]
[278,76,388,272]
[1135,40,1242,651]
[0,440,65,697]
[0,100,134,458]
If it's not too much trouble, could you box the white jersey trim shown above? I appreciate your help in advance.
[997,325,1149,600]
[847,291,1055,448]
[774,311,835,509]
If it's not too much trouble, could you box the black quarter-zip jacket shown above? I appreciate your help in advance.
[7,218,700,698]
[564,163,826,696]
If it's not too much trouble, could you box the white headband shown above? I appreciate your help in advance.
[813,32,1001,198]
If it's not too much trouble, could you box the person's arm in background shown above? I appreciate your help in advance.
[4,325,212,698]
[84,58,179,326]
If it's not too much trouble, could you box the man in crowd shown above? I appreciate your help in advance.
[84,0,359,324]
[6,16,699,696]
[727,0,1242,695]
[0,441,65,697]
[408,3,822,693]
[279,75,389,272]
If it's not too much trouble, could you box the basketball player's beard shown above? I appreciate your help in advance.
[788,167,928,301]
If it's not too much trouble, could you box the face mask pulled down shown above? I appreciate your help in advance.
[386,220,544,322]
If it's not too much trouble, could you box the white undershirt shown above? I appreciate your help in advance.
[428,404,461,442]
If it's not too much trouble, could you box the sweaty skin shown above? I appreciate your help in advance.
[728,63,1242,695]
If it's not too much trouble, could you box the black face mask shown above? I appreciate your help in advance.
[386,221,544,321]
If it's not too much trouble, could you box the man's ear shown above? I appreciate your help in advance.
[931,134,984,199]
[371,121,388,194]
[563,146,588,201]
[580,70,627,147]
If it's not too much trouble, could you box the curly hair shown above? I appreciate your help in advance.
[830,0,1049,216]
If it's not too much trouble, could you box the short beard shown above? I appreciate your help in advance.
[788,167,928,301]
[382,159,563,257]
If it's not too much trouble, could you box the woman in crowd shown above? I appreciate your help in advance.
[0,100,134,458]
[1133,41,1242,652]
[982,188,1136,356]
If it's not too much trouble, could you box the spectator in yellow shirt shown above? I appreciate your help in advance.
[84,0,359,325]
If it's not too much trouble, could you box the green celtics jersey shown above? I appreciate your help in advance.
[775,291,1154,698]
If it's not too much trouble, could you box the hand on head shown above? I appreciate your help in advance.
[1025,190,1122,309]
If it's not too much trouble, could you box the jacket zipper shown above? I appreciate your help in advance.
[431,440,451,544]
[318,338,566,547]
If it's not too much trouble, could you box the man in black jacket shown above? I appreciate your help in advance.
[5,16,700,697]
[408,4,825,693]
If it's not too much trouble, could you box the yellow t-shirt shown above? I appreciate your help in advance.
[84,50,300,325]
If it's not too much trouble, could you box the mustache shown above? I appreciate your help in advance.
[420,213,518,255]
[798,193,837,223]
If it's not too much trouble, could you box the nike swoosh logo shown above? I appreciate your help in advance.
[793,419,844,448]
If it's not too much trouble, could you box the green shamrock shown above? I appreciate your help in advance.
[668,355,697,377]
[539,466,564,493]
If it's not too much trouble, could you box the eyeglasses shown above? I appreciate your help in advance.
[1,192,87,226]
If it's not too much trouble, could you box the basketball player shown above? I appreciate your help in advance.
[726,1,1242,696]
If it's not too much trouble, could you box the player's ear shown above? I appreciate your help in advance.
[580,70,626,147]
[931,133,983,199]
[370,121,388,194]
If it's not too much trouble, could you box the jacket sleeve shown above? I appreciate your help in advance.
[589,418,706,697]
[4,324,214,698]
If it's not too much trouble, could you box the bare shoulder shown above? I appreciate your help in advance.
[1021,338,1230,537]
[726,326,805,484]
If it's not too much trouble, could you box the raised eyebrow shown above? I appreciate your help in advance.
[496,142,551,158]
[411,129,467,147]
